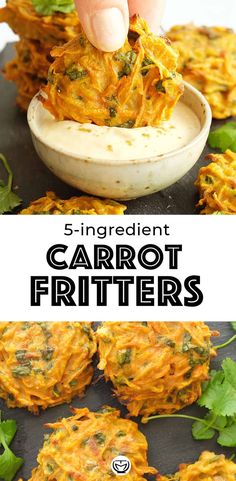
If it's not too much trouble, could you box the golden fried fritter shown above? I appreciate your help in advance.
[16,39,52,79]
[97,322,217,419]
[26,407,156,481]
[4,59,45,110]
[159,451,236,481]
[42,16,184,128]
[167,25,236,119]
[0,322,96,414]
[0,0,80,47]
[195,150,236,214]
[0,0,81,111]
[19,191,126,215]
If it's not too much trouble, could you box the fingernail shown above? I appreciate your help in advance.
[91,8,127,52]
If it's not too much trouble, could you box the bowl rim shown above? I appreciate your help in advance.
[27,81,212,166]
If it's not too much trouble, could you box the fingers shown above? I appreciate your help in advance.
[75,0,129,52]
[128,0,166,33]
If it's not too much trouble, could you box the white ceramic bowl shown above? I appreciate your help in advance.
[28,82,212,200]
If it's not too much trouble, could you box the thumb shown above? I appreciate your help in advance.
[74,0,129,52]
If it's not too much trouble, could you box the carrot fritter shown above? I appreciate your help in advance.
[19,191,126,215]
[0,0,81,110]
[0,0,80,47]
[97,322,217,419]
[167,25,236,119]
[4,59,45,110]
[159,451,236,481]
[195,150,236,214]
[15,39,52,79]
[42,16,184,128]
[0,322,96,414]
[26,407,156,481]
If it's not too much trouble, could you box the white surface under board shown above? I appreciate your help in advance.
[0,0,235,52]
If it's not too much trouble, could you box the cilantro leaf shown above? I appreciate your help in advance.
[0,154,22,214]
[0,447,23,481]
[147,357,236,450]
[222,358,236,390]
[208,121,236,152]
[200,379,236,417]
[231,322,236,331]
[192,412,227,441]
[32,0,75,15]
[0,421,17,447]
[0,414,23,481]
[192,419,215,440]
[218,423,236,447]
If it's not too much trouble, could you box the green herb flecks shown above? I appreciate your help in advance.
[208,121,236,152]
[12,365,31,377]
[41,346,54,361]
[141,57,154,76]
[15,350,28,363]
[79,36,85,47]
[116,51,137,79]
[0,154,22,214]
[116,431,126,437]
[182,333,192,352]
[0,412,23,481]
[109,107,117,118]
[117,348,132,366]
[82,325,93,341]
[116,120,135,129]
[204,175,214,184]
[32,0,75,16]
[94,432,106,445]
[155,79,166,93]
[65,65,87,81]
[69,379,78,387]
[39,323,52,341]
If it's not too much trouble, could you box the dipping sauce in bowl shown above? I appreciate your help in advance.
[28,82,211,200]
[32,101,201,161]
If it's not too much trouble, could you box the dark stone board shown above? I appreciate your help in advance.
[0,322,235,481]
[0,44,233,214]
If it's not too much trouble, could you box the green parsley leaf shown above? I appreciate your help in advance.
[231,322,236,331]
[208,121,236,152]
[0,154,22,214]
[31,0,75,16]
[0,414,23,481]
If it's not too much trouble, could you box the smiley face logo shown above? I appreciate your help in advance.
[111,456,131,476]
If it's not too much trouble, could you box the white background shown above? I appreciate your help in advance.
[0,0,236,52]
[0,215,235,322]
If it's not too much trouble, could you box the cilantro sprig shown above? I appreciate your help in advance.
[214,322,236,351]
[146,358,236,447]
[145,325,236,448]
[0,412,23,481]
[32,0,75,16]
[208,121,236,152]
[0,154,22,214]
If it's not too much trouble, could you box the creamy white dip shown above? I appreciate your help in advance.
[33,100,201,161]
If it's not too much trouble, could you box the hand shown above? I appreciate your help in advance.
[74,0,166,52]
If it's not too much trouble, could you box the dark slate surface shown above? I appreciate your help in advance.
[0,44,231,215]
[0,322,235,481]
